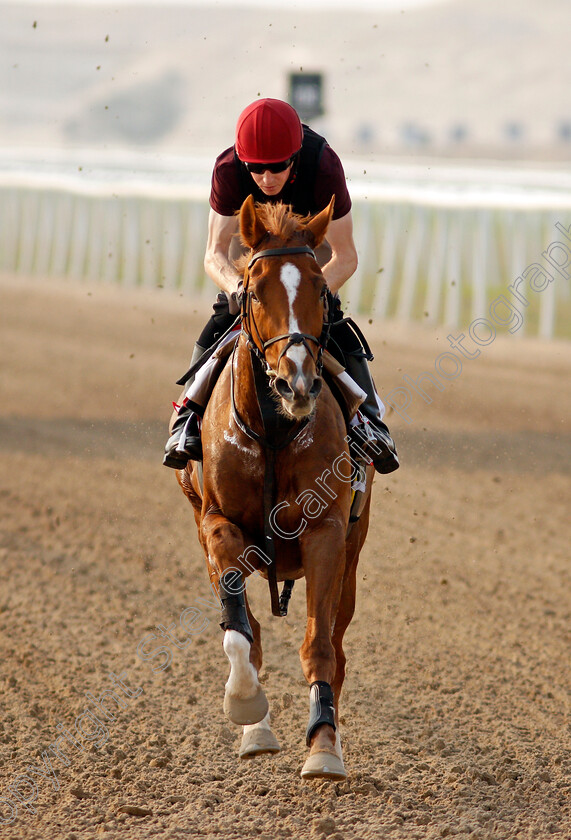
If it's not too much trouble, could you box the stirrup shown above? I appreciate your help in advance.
[163,449,191,469]
[163,411,203,468]
[349,418,399,475]
[163,435,203,468]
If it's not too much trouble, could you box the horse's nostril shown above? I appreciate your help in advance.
[309,378,322,398]
[275,378,295,400]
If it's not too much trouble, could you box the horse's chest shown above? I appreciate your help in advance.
[222,428,265,469]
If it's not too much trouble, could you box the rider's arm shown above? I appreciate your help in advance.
[320,211,358,295]
[203,209,242,295]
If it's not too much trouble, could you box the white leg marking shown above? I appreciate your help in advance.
[243,710,272,735]
[223,629,260,699]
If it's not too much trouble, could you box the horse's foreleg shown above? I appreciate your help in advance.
[230,601,280,758]
[299,519,346,686]
[222,629,268,725]
[331,498,371,713]
[304,505,369,779]
[245,595,262,673]
[331,527,362,710]
[201,513,268,726]
[299,519,348,779]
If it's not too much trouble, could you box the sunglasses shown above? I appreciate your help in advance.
[243,157,294,175]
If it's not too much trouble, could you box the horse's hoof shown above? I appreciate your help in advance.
[300,751,347,780]
[223,686,269,725]
[239,727,281,759]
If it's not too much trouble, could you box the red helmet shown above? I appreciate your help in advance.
[235,98,303,164]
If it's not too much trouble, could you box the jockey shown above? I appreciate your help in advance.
[163,97,399,474]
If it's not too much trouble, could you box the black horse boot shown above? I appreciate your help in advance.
[163,344,206,469]
[344,352,400,475]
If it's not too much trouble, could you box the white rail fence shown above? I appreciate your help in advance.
[1,166,570,338]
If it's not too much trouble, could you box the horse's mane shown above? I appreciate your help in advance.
[235,202,309,272]
[255,202,307,240]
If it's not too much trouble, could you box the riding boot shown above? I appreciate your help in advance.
[343,352,400,475]
[163,343,207,469]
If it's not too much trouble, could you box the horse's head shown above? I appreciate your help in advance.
[239,195,335,419]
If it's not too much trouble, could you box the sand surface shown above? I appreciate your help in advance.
[0,275,569,839]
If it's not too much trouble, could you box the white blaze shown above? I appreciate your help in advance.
[280,261,302,331]
[279,262,306,375]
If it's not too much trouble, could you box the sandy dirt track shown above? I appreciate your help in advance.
[0,275,569,840]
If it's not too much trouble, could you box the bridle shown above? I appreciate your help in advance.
[241,243,330,378]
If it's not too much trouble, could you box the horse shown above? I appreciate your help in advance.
[176,195,373,779]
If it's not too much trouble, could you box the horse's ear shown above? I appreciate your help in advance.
[239,195,267,248]
[305,196,335,248]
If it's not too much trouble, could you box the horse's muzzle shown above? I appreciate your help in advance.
[274,374,322,417]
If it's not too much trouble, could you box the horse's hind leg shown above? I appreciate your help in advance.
[239,711,281,759]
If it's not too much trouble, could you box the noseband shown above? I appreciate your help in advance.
[242,244,329,376]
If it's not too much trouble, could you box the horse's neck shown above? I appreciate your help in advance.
[232,335,265,434]
[233,335,299,445]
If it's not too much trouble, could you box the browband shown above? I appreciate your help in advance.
[247,245,316,270]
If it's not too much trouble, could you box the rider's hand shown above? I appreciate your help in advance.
[228,280,244,315]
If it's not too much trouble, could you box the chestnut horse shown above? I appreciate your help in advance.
[177,195,373,779]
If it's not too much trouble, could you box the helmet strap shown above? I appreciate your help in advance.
[287,151,301,185]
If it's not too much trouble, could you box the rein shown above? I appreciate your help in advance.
[235,241,331,617]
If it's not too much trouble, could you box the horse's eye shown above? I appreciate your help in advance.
[250,292,259,303]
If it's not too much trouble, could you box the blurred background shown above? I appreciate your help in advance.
[1,0,570,336]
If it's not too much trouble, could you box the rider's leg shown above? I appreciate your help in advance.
[163,294,235,469]
[329,317,399,475]
[163,343,207,468]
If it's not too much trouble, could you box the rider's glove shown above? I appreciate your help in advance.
[229,280,244,315]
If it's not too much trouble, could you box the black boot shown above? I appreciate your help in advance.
[344,352,400,475]
[163,407,202,468]
[163,344,206,469]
